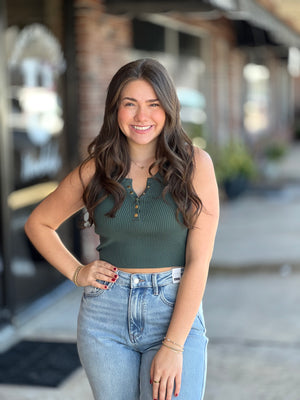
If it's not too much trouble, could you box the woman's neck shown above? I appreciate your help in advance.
[128,143,157,165]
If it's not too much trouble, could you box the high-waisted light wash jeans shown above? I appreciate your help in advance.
[77,268,208,400]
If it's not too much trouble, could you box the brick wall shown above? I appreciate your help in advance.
[74,0,132,159]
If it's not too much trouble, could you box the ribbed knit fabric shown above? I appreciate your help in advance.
[94,173,188,269]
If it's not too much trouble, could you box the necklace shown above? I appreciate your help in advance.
[131,158,155,170]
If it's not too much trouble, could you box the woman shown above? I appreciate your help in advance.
[25,58,219,400]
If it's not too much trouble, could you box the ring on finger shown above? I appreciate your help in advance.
[153,379,160,384]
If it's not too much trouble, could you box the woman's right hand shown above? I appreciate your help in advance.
[76,260,118,288]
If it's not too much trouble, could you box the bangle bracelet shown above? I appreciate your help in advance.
[161,341,184,353]
[72,266,84,287]
[163,337,184,350]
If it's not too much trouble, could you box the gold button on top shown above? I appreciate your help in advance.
[135,204,139,209]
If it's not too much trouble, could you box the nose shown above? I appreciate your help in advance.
[134,105,149,122]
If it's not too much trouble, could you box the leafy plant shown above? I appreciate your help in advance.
[214,141,256,185]
[264,141,287,161]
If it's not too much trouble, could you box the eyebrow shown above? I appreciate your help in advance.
[121,96,159,103]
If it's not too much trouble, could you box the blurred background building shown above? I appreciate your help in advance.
[0,0,300,328]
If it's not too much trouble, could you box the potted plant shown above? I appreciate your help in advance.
[264,141,287,161]
[263,140,287,180]
[214,141,256,200]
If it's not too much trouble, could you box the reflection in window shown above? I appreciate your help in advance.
[6,23,65,191]
[4,23,68,312]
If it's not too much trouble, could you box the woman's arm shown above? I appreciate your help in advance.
[24,160,117,287]
[164,147,219,342]
[150,147,220,400]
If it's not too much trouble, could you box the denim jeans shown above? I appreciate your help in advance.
[77,269,208,400]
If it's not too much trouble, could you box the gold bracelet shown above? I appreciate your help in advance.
[72,266,84,287]
[164,337,184,350]
[161,341,184,353]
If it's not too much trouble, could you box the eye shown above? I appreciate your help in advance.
[150,103,160,108]
[124,102,135,107]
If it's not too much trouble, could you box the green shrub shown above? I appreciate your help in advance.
[214,141,256,185]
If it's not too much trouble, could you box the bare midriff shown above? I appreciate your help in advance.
[117,266,176,274]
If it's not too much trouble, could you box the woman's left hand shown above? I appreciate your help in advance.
[150,345,183,400]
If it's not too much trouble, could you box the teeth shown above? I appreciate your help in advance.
[133,125,151,131]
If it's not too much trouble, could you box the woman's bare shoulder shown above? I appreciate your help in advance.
[68,158,96,188]
[193,146,215,175]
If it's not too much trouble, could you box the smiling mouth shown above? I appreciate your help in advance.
[132,125,152,131]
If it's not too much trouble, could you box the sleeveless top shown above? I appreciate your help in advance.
[94,172,188,269]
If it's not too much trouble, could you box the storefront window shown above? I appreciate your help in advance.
[4,23,70,312]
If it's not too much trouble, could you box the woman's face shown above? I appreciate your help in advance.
[117,79,166,150]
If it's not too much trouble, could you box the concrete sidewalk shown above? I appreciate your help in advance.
[204,270,300,400]
[212,183,300,272]
[212,139,300,272]
[0,287,94,400]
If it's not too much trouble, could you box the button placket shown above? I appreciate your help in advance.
[125,179,152,221]
[133,197,140,220]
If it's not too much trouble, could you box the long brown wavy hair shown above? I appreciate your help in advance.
[80,58,202,228]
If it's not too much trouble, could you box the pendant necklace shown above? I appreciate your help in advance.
[131,157,155,170]
[131,159,146,169]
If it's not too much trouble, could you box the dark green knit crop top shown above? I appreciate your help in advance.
[94,172,188,269]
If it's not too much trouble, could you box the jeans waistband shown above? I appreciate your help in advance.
[116,268,184,291]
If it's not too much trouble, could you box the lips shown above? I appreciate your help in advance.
[131,125,153,135]
[132,125,153,131]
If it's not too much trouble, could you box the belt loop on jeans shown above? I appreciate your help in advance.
[152,274,158,295]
